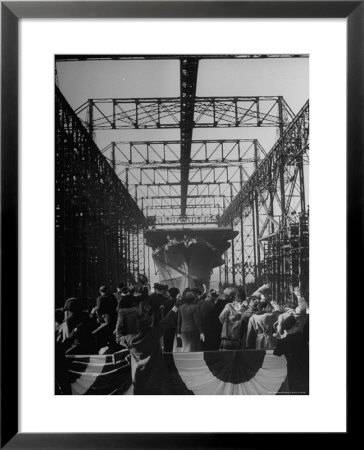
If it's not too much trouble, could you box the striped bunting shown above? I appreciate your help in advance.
[66,349,287,395]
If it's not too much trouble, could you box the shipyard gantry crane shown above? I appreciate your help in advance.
[55,54,309,303]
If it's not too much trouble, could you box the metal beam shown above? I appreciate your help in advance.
[102,138,266,165]
[76,96,292,130]
[180,57,199,215]
[140,195,226,200]
[219,100,309,226]
[148,215,219,226]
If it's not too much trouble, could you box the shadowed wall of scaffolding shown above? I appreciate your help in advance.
[55,87,147,308]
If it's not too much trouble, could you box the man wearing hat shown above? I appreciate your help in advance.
[273,315,309,394]
[199,289,226,350]
[117,297,184,394]
[56,297,96,355]
[149,283,168,326]
[91,286,118,351]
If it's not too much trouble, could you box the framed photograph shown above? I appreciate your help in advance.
[1,0,357,447]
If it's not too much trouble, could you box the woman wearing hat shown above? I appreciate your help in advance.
[246,300,281,350]
[218,287,246,350]
[177,291,205,352]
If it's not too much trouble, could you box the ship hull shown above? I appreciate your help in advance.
[145,228,238,291]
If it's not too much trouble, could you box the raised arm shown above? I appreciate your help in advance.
[157,306,178,337]
[251,283,270,298]
[293,287,308,311]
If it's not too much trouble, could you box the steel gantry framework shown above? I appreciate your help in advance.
[100,139,267,228]
[55,86,148,307]
[76,94,293,218]
[219,101,309,299]
[55,54,309,302]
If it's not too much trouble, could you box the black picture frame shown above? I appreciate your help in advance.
[1,1,357,447]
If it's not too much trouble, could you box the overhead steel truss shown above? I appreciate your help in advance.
[76,96,293,130]
[102,139,266,165]
[100,139,265,225]
[76,90,293,215]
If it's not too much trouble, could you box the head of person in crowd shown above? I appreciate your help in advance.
[116,283,124,292]
[99,285,108,296]
[154,283,164,294]
[63,297,88,331]
[281,314,300,336]
[141,286,149,297]
[55,308,64,328]
[130,285,143,298]
[224,286,237,303]
[169,287,180,301]
[182,287,191,296]
[191,287,202,297]
[137,273,149,286]
[236,286,247,303]
[257,301,270,314]
[247,297,260,312]
[162,284,170,297]
[208,289,219,303]
[64,297,82,315]
[183,291,195,304]
[284,300,296,311]
[121,287,129,296]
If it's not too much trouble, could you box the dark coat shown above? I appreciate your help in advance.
[199,299,225,350]
[96,293,117,315]
[56,311,96,355]
[273,332,309,394]
[115,306,140,340]
[117,294,135,310]
[177,303,202,334]
[118,310,177,394]
[149,292,168,325]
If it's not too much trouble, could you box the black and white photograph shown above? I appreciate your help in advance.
[55,54,309,396]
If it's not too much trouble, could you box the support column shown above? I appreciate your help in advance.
[230,183,236,285]
[111,142,116,172]
[278,96,286,298]
[298,155,306,213]
[253,141,261,283]
[251,201,257,282]
[239,165,246,288]
[278,97,286,227]
[88,99,93,137]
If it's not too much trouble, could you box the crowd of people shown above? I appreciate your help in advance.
[55,276,309,394]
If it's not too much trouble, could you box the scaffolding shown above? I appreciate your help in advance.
[263,212,309,304]
[55,87,147,308]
